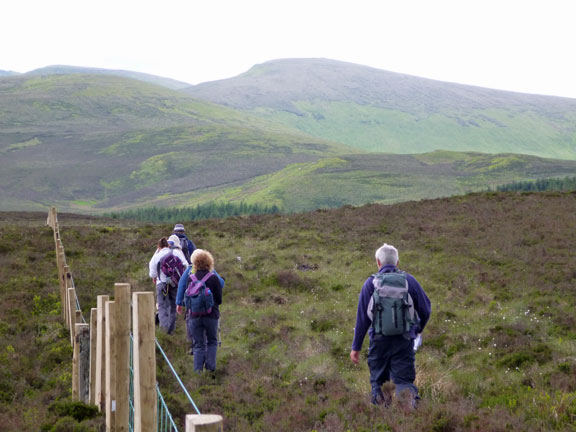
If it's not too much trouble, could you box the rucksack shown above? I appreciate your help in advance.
[368,271,417,336]
[179,237,192,262]
[185,272,215,317]
[158,250,186,288]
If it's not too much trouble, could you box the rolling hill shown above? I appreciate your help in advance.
[183,58,576,159]
[25,65,193,90]
[1,68,575,214]
[0,74,350,212]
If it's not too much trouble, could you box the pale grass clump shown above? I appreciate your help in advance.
[415,358,459,401]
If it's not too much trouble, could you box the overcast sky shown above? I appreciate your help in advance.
[2,0,575,98]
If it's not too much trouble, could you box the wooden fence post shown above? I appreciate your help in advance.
[114,283,131,432]
[132,292,156,432]
[75,323,90,403]
[46,207,53,228]
[68,287,76,345]
[95,295,109,412]
[106,300,117,431]
[186,415,224,432]
[58,252,66,323]
[89,308,98,405]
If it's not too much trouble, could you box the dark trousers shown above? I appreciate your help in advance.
[367,335,418,397]
[187,317,219,372]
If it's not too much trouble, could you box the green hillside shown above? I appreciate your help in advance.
[184,58,576,159]
[2,192,576,431]
[0,74,349,212]
[26,65,192,90]
[132,151,576,213]
[2,72,575,214]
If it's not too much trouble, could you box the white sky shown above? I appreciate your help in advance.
[2,0,575,98]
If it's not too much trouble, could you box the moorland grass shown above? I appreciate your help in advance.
[0,192,576,430]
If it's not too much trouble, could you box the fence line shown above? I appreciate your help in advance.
[47,207,223,432]
[155,340,201,416]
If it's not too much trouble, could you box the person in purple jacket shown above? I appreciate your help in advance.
[350,243,431,408]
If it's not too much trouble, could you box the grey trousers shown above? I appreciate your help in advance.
[156,282,177,334]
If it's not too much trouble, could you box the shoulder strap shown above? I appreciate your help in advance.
[200,271,214,284]
[190,271,213,284]
[157,249,171,275]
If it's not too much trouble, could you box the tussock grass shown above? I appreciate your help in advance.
[1,192,576,430]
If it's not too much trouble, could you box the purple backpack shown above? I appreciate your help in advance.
[158,251,185,287]
[185,272,215,317]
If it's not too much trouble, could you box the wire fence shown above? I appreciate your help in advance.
[50,208,201,431]
[127,334,199,432]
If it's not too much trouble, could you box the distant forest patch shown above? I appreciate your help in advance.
[494,176,576,192]
[104,201,281,222]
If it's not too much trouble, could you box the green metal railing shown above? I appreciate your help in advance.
[157,383,179,431]
[128,334,200,431]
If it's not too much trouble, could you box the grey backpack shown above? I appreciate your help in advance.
[368,271,416,336]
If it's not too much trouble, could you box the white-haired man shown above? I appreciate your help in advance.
[350,243,431,408]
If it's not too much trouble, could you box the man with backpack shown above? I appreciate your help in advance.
[173,224,196,264]
[149,237,188,334]
[350,243,431,408]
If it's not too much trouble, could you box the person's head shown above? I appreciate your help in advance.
[173,224,185,234]
[191,249,214,271]
[375,243,399,267]
[157,237,169,249]
[167,235,181,249]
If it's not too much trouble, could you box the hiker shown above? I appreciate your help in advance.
[173,223,196,264]
[170,227,195,351]
[167,234,191,265]
[350,243,431,408]
[176,249,223,373]
[149,237,188,334]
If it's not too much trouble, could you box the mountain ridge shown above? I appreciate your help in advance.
[2,64,193,89]
[183,58,576,159]
[2,63,575,213]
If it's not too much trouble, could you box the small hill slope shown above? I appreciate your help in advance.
[26,65,192,90]
[184,58,576,159]
[0,74,348,211]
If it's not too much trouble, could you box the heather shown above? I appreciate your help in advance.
[1,191,575,431]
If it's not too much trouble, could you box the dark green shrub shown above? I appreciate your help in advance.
[497,352,535,368]
[310,318,335,333]
[48,400,99,422]
[49,416,76,432]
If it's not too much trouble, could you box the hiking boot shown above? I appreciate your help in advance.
[371,388,390,407]
[371,389,383,405]
[397,388,419,410]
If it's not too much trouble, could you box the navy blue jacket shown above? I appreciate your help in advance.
[351,265,431,352]
[174,232,196,262]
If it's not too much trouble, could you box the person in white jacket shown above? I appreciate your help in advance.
[149,236,189,334]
